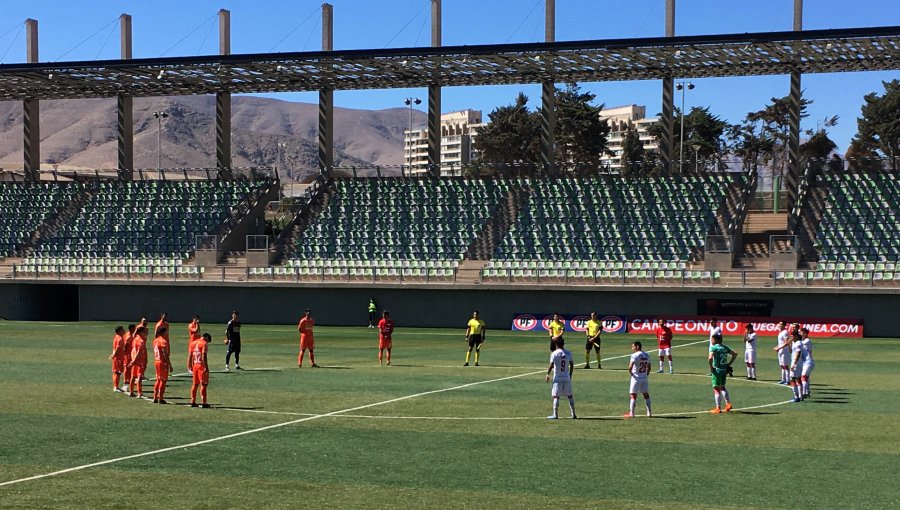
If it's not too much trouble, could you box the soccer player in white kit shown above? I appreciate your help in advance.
[788,332,804,402]
[773,321,791,384]
[799,327,815,399]
[744,323,758,380]
[545,338,576,419]
[625,341,652,418]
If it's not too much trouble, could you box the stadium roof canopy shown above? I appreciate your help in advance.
[0,26,897,101]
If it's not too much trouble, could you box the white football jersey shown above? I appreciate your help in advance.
[745,332,757,351]
[550,348,573,382]
[629,351,651,379]
[776,330,789,352]
[801,338,814,363]
[791,341,803,365]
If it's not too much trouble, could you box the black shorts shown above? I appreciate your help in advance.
[227,340,241,354]
[467,334,483,348]
[550,336,563,352]
[585,337,601,351]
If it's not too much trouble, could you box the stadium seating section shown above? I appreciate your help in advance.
[0,182,80,257]
[492,174,738,262]
[815,173,899,263]
[290,178,510,262]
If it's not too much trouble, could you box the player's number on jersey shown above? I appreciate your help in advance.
[638,361,650,374]
[560,358,567,371]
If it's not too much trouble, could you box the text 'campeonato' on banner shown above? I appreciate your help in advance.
[511,314,863,338]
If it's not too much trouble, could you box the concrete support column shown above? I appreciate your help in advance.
[23,19,40,181]
[659,0,675,173]
[216,9,233,176]
[318,3,334,178]
[117,14,134,180]
[786,0,803,212]
[426,0,441,177]
[540,0,556,176]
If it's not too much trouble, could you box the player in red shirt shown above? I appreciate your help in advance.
[297,309,319,368]
[655,319,674,374]
[152,327,171,404]
[127,326,149,398]
[377,310,395,366]
[108,326,127,392]
[122,324,136,393]
[188,333,212,408]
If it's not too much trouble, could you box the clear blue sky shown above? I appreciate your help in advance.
[1,0,897,151]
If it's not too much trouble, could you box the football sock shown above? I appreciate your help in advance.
[587,352,592,365]
[465,351,471,364]
[159,380,166,399]
[659,360,664,370]
[226,352,232,365]
[645,398,652,415]
[721,388,731,403]
[190,384,198,403]
[378,351,383,363]
[474,350,479,364]
[387,351,391,363]
[747,367,752,377]
[802,379,809,395]
[234,353,240,365]
[793,383,801,399]
[668,360,673,371]
[309,352,316,365]
[200,385,207,404]
[713,390,721,408]
[629,397,636,415]
[752,367,757,378]
[113,373,120,388]
[552,397,559,417]
[567,396,576,416]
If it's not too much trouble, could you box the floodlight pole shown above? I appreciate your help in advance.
[404,97,421,174]
[676,81,694,173]
[153,111,168,178]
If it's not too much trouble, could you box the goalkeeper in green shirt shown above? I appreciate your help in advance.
[708,334,737,414]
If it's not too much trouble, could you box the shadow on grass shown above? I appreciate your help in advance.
[650,415,696,420]
[808,399,850,404]
[214,405,264,411]
[735,410,780,416]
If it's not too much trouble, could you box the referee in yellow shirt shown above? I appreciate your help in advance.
[549,313,565,352]
[464,311,486,366]
[585,311,602,369]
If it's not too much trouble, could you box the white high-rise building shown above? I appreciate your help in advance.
[404,109,483,176]
[599,105,659,169]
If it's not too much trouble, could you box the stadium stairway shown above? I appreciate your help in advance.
[464,181,531,260]
[271,182,335,265]
[793,186,829,268]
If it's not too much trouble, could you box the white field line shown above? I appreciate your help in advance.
[0,370,542,488]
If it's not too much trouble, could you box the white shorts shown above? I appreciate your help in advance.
[802,361,815,377]
[744,349,756,364]
[629,377,649,395]
[791,364,803,379]
[551,380,572,397]
[778,350,791,366]
[658,347,671,357]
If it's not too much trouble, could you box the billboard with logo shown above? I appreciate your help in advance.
[511,313,626,334]
[627,316,863,338]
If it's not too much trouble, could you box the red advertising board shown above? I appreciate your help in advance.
[627,316,863,338]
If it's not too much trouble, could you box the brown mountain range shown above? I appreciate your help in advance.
[0,96,426,179]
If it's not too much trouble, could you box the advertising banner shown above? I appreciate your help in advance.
[627,316,863,338]
[511,313,626,334]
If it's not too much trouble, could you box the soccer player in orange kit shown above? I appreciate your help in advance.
[152,326,171,404]
[127,326,149,398]
[188,333,212,408]
[109,326,127,393]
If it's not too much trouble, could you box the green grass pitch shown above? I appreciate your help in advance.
[0,319,898,509]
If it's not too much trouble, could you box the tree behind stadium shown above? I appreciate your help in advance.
[846,79,900,173]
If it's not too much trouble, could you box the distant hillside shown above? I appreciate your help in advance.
[0,96,426,179]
